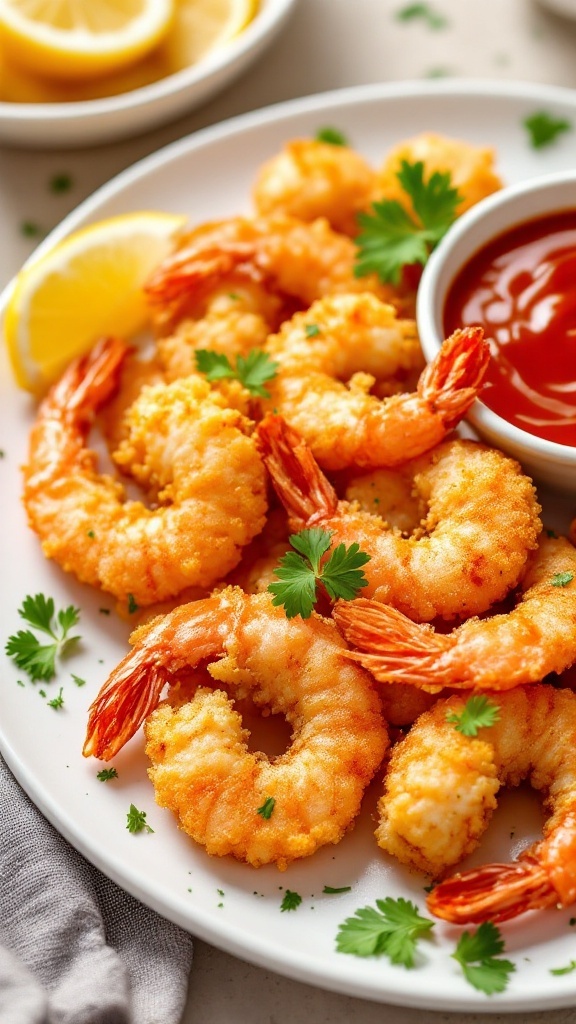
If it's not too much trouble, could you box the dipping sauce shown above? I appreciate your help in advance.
[444,209,576,446]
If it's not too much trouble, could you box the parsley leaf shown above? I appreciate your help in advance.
[452,922,515,995]
[315,127,349,146]
[354,160,462,284]
[337,897,435,967]
[97,768,118,782]
[395,2,448,29]
[195,348,278,398]
[268,528,370,618]
[256,796,276,819]
[446,696,501,737]
[5,594,80,682]
[280,890,302,912]
[551,959,576,976]
[551,571,574,588]
[47,687,64,710]
[126,804,154,834]
[524,111,571,149]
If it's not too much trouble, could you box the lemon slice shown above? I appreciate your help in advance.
[0,0,175,80]
[4,211,187,394]
[164,0,258,68]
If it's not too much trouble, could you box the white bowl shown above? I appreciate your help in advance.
[417,169,576,495]
[0,0,298,148]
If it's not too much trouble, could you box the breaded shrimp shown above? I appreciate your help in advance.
[335,535,576,691]
[377,685,576,922]
[144,214,396,331]
[23,338,268,607]
[261,299,483,471]
[252,138,377,236]
[376,132,502,216]
[256,416,541,621]
[83,588,389,869]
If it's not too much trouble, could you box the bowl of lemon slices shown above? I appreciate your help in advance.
[0,0,297,147]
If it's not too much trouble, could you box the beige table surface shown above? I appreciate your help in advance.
[3,0,576,1020]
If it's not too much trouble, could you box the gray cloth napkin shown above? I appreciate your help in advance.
[0,755,194,1024]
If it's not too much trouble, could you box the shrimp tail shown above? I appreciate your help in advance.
[418,327,489,429]
[427,857,558,924]
[333,598,455,688]
[83,651,170,761]
[49,335,128,420]
[256,413,338,528]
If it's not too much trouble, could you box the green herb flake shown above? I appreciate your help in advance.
[87,530,95,539]
[551,572,574,588]
[127,594,139,614]
[126,803,154,834]
[97,767,118,781]
[21,221,44,239]
[336,897,435,967]
[445,695,501,737]
[452,922,516,995]
[524,111,572,149]
[49,173,73,194]
[257,796,276,819]
[71,673,86,687]
[268,527,370,619]
[395,2,448,29]
[305,323,321,338]
[195,348,278,398]
[323,885,352,894]
[315,127,349,146]
[281,890,302,912]
[551,959,576,976]
[47,687,64,710]
[6,594,81,682]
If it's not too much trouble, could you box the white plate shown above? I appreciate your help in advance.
[0,0,297,148]
[2,80,576,1013]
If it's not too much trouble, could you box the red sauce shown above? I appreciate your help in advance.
[443,209,576,446]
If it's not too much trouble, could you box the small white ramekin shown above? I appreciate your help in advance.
[416,170,576,495]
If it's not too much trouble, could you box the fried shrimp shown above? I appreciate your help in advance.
[376,132,502,215]
[23,338,268,607]
[257,416,541,621]
[335,534,576,691]
[144,214,395,330]
[252,138,377,236]
[83,587,388,868]
[262,318,487,471]
[377,684,576,922]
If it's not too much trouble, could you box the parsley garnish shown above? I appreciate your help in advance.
[72,673,86,687]
[280,890,302,912]
[323,885,352,894]
[50,172,73,194]
[127,594,139,614]
[257,796,276,819]
[305,323,321,337]
[551,571,574,588]
[268,528,370,619]
[6,594,80,682]
[524,111,571,149]
[126,804,154,834]
[21,221,44,239]
[551,960,576,976]
[446,695,501,737]
[47,687,64,710]
[97,768,118,782]
[315,127,349,146]
[336,897,435,967]
[452,922,515,994]
[195,349,278,398]
[395,2,448,28]
[354,160,462,284]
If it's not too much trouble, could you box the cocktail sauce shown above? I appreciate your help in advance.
[444,210,576,446]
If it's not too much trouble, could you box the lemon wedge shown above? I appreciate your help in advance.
[4,211,187,394]
[0,0,175,80]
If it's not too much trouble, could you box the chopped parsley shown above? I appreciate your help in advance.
[20,221,44,239]
[256,796,276,819]
[127,594,139,614]
[305,323,321,338]
[551,572,574,588]
[551,960,576,976]
[395,2,448,29]
[452,922,515,995]
[354,160,462,284]
[195,348,278,398]
[47,687,64,710]
[524,111,572,149]
[6,594,80,682]
[323,885,352,894]
[315,127,349,146]
[97,767,118,782]
[336,897,435,967]
[49,172,73,194]
[126,804,154,834]
[445,695,501,737]
[268,527,370,619]
[280,890,302,912]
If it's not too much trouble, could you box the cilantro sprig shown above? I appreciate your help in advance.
[452,922,515,995]
[268,528,370,619]
[524,111,572,150]
[280,890,302,912]
[446,695,501,737]
[195,349,278,398]
[5,594,81,682]
[354,160,463,284]
[126,804,154,834]
[336,897,435,968]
